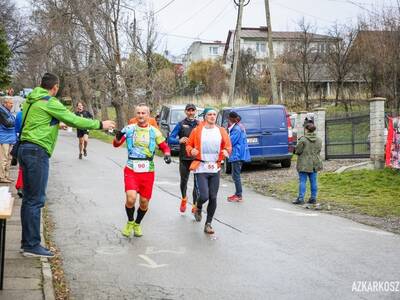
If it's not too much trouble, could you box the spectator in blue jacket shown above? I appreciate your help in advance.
[0,97,16,183]
[15,109,23,136]
[227,111,250,202]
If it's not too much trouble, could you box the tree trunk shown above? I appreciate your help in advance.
[110,76,126,129]
[100,92,109,121]
[69,43,95,116]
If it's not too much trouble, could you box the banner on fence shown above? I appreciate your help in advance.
[385,117,400,169]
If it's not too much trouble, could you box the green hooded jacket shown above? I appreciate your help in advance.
[20,87,101,156]
[295,132,323,173]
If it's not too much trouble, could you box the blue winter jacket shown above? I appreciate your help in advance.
[228,122,251,162]
[15,111,23,136]
[0,105,16,144]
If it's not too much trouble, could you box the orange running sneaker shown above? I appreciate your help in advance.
[179,197,187,213]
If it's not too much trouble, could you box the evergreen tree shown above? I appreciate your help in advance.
[0,26,12,89]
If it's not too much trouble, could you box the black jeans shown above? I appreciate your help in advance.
[194,172,220,224]
[179,160,198,203]
[231,161,243,196]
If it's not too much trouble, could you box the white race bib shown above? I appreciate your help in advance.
[204,162,218,171]
[132,160,150,173]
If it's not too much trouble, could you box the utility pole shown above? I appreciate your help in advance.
[228,0,246,106]
[264,0,279,103]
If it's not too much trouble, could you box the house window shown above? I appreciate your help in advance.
[209,46,219,55]
[256,42,266,53]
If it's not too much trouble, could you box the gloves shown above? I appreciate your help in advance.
[164,155,172,164]
[115,130,124,140]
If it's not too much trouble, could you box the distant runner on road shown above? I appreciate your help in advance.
[167,103,200,214]
[186,107,231,234]
[75,102,93,159]
[113,103,171,238]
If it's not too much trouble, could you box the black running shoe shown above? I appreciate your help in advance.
[83,149,87,157]
[307,198,316,204]
[292,198,304,205]
[79,153,82,159]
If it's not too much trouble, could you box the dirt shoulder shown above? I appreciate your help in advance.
[222,159,400,234]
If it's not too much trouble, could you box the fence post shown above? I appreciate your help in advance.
[314,108,326,160]
[369,97,386,169]
[296,111,308,140]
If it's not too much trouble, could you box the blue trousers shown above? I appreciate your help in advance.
[18,142,49,249]
[231,161,243,196]
[298,171,318,200]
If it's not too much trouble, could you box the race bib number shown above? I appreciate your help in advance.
[132,160,150,173]
[204,162,218,171]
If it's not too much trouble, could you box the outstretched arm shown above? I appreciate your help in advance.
[113,131,126,147]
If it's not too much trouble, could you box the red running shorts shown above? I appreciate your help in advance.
[124,167,155,200]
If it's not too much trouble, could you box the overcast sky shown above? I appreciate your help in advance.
[15,0,396,55]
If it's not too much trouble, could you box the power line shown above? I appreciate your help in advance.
[327,0,393,15]
[120,0,178,16]
[153,0,178,15]
[158,32,215,42]
[269,0,337,24]
[196,0,234,38]
[169,0,217,32]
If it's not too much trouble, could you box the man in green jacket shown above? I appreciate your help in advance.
[19,73,115,258]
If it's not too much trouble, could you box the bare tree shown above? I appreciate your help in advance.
[326,23,357,109]
[284,19,322,110]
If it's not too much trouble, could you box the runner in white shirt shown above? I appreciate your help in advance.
[185,108,232,234]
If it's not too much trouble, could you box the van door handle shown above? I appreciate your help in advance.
[262,131,272,135]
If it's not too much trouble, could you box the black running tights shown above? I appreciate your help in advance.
[194,172,220,224]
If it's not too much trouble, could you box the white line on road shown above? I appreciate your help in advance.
[95,246,128,255]
[349,227,395,236]
[138,255,168,269]
[145,247,186,255]
[156,181,180,186]
[272,208,319,217]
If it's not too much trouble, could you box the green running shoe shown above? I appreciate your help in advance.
[133,222,143,237]
[121,221,135,237]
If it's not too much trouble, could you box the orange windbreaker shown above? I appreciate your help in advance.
[185,122,232,171]
[129,117,159,129]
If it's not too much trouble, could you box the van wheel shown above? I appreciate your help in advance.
[281,159,291,168]
[223,159,232,174]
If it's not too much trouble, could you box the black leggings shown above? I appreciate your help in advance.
[179,160,198,202]
[194,172,220,224]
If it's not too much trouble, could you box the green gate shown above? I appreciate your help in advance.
[325,114,370,159]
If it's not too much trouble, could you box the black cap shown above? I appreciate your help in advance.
[185,104,196,110]
[228,111,240,119]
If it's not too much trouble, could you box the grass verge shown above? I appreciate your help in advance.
[253,168,400,218]
[89,130,115,144]
[43,206,70,300]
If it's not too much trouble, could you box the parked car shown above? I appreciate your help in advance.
[158,104,204,154]
[217,105,294,173]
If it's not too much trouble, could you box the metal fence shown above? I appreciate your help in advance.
[325,114,370,159]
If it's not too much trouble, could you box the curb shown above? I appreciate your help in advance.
[41,257,55,300]
[40,213,56,300]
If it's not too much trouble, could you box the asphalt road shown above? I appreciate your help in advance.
[46,131,400,300]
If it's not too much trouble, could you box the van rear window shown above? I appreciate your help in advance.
[236,110,260,129]
[260,109,286,128]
